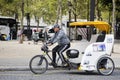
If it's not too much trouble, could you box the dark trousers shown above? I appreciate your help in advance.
[52,43,70,63]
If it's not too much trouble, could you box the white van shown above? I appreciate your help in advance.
[0,25,10,40]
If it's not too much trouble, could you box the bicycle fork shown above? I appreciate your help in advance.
[38,56,44,65]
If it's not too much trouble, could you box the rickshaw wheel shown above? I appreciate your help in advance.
[97,57,115,76]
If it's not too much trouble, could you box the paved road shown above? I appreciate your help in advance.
[0,69,120,80]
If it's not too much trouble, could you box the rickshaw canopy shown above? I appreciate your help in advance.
[69,21,111,33]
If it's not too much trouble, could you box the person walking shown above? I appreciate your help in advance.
[32,29,39,44]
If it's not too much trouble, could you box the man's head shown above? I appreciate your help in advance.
[53,24,60,32]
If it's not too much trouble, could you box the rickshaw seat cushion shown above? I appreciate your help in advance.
[66,49,79,58]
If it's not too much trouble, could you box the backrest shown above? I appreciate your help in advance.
[96,34,105,42]
[96,31,106,42]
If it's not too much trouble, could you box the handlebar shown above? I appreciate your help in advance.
[41,41,51,52]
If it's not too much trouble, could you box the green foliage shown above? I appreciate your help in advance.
[0,0,120,24]
[100,0,120,12]
[5,0,14,3]
[0,0,21,16]
[99,0,120,22]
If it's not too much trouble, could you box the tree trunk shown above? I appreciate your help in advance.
[19,0,24,44]
[59,0,62,27]
[87,0,90,21]
[95,0,102,21]
[112,0,116,32]
[112,0,116,53]
[56,0,60,24]
[73,0,77,22]
[37,19,39,31]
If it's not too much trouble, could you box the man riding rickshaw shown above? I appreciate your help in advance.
[29,21,115,76]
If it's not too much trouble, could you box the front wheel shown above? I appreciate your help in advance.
[97,57,115,76]
[29,55,48,74]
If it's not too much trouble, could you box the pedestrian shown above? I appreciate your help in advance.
[17,28,24,43]
[0,32,1,40]
[17,28,22,40]
[44,28,49,41]
[32,29,39,44]
[48,24,71,67]
[39,29,43,39]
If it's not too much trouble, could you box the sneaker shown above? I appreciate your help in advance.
[49,62,57,68]
[62,62,68,66]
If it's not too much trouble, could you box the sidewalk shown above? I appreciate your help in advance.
[0,40,41,70]
[0,40,120,71]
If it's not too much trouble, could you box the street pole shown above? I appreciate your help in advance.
[90,0,95,21]
[89,0,95,41]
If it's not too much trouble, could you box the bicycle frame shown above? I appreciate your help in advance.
[41,43,71,67]
[41,43,52,61]
[42,50,53,62]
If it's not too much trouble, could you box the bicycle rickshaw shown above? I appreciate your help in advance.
[29,21,115,76]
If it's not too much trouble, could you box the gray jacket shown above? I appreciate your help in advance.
[49,29,70,45]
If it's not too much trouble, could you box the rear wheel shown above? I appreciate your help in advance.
[97,57,115,76]
[29,55,48,74]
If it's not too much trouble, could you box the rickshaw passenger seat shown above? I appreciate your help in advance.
[96,31,106,42]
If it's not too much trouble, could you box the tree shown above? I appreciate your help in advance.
[0,0,88,24]
[112,0,116,50]
[1,0,119,26]
[99,0,120,23]
[95,0,102,20]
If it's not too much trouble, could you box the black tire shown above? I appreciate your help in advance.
[29,55,48,74]
[97,57,115,76]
